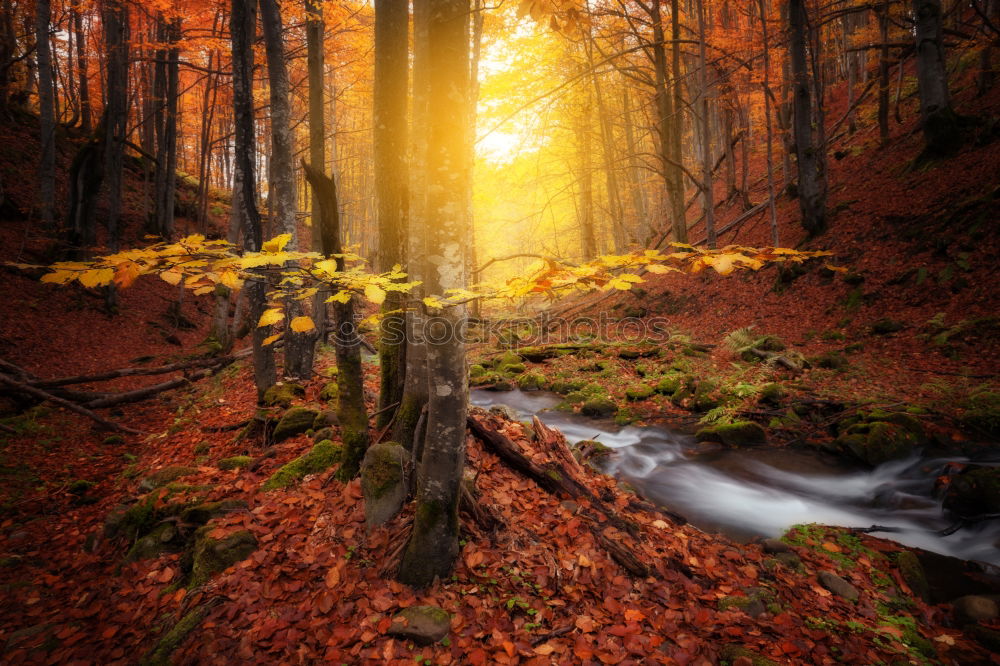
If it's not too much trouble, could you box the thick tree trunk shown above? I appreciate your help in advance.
[100,0,128,254]
[153,17,180,239]
[649,1,686,244]
[913,0,960,157]
[695,0,716,248]
[878,1,890,145]
[398,0,471,588]
[232,0,276,401]
[576,89,597,259]
[260,0,315,379]
[35,0,55,229]
[305,0,328,343]
[374,0,409,428]
[789,0,826,237]
[758,0,779,246]
[302,162,370,480]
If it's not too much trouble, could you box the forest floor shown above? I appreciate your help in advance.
[1,68,1000,665]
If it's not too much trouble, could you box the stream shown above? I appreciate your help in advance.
[471,388,1000,567]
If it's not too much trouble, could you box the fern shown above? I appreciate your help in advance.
[723,326,758,353]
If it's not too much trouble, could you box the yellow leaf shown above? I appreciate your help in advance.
[364,284,386,305]
[290,316,315,333]
[422,296,445,309]
[218,270,242,290]
[824,263,848,273]
[160,269,183,286]
[257,308,285,327]
[113,261,142,288]
[262,333,282,346]
[326,291,351,304]
[79,268,115,288]
[708,254,735,275]
[41,270,77,285]
[193,286,215,296]
[645,264,677,274]
[261,233,292,254]
[933,634,956,646]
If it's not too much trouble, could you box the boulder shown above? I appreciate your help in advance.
[361,442,410,529]
[960,391,1000,438]
[319,381,339,402]
[312,427,335,444]
[581,397,618,419]
[654,375,682,396]
[758,383,785,406]
[695,422,767,447]
[262,382,304,408]
[895,550,930,602]
[179,499,248,525]
[387,606,451,644]
[818,571,859,602]
[761,538,791,554]
[189,527,257,587]
[272,407,320,443]
[262,440,343,491]
[834,409,926,466]
[125,523,183,562]
[313,410,338,429]
[952,595,999,625]
[216,456,252,470]
[870,318,904,335]
[625,384,654,401]
[488,405,518,421]
[550,379,585,395]
[139,466,199,492]
[944,466,1000,517]
[517,373,546,391]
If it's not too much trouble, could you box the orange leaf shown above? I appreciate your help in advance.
[623,609,645,622]
[325,565,341,588]
[502,640,516,657]
[821,541,842,553]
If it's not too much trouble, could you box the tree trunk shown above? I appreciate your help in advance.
[398,0,470,588]
[260,0,315,379]
[305,0,328,344]
[913,0,960,157]
[232,0,276,401]
[789,0,826,237]
[695,0,716,248]
[100,0,128,254]
[154,17,180,239]
[374,0,409,428]
[302,162,370,480]
[758,0,779,246]
[35,0,55,230]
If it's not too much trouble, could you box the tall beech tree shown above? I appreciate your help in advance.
[398,0,471,587]
[789,0,827,237]
[34,0,54,229]
[913,0,960,157]
[374,0,409,428]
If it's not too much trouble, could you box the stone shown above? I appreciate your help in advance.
[263,440,343,491]
[361,442,410,529]
[387,606,451,644]
[870,318,904,335]
[695,422,767,447]
[718,644,778,666]
[774,552,803,571]
[953,595,999,624]
[189,526,257,587]
[517,373,546,391]
[943,466,1000,517]
[319,381,339,401]
[179,499,248,525]
[758,383,785,406]
[581,397,618,419]
[313,410,338,429]
[125,523,182,562]
[550,379,585,395]
[312,427,335,444]
[262,382,305,408]
[216,456,252,470]
[761,538,791,554]
[488,405,518,421]
[625,384,654,401]
[895,550,930,602]
[272,407,320,443]
[139,466,198,492]
[654,375,682,396]
[818,571,858,602]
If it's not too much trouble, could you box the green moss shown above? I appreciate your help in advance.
[943,466,1000,516]
[625,384,654,401]
[813,351,849,370]
[102,435,125,446]
[759,383,785,405]
[581,397,618,418]
[695,421,766,447]
[139,466,198,492]
[263,440,343,490]
[189,527,257,588]
[550,379,586,395]
[469,364,486,379]
[501,362,526,375]
[718,644,778,666]
[216,456,252,470]
[262,382,304,408]
[193,442,211,455]
[517,373,546,391]
[894,551,930,602]
[960,391,1000,438]
[319,381,339,401]
[125,523,181,562]
[361,442,407,501]
[68,479,95,495]
[655,375,681,396]
[272,407,319,443]
[141,606,207,666]
[871,318,905,335]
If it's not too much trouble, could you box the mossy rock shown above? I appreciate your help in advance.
[894,550,930,602]
[758,383,785,406]
[625,384,654,401]
[654,375,682,396]
[141,606,207,666]
[102,435,125,446]
[193,442,211,455]
[105,497,160,541]
[319,381,339,402]
[272,407,320,443]
[493,351,523,368]
[68,479,95,495]
[692,379,720,412]
[960,391,1000,438]
[943,466,1000,517]
[838,421,921,466]
[189,526,257,587]
[813,351,849,370]
[581,397,618,419]
[313,410,338,429]
[617,348,642,360]
[696,421,767,447]
[580,360,612,373]
[262,440,343,491]
[550,379,586,395]
[387,606,451,644]
[313,427,335,443]
[139,466,199,492]
[517,373,546,391]
[262,382,305,408]
[471,372,513,390]
[718,644,778,666]
[216,456,252,471]
[361,442,410,528]
[469,364,487,379]
[125,523,183,562]
[870,318,905,335]
[179,499,247,525]
[501,362,526,375]
[571,440,613,469]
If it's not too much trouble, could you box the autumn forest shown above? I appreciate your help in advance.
[1,0,1000,663]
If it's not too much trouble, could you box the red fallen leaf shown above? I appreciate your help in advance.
[325,565,340,588]
[573,638,594,660]
[158,567,175,583]
[502,640,516,657]
[575,615,596,632]
[822,542,842,553]
[467,648,488,665]
[623,608,645,622]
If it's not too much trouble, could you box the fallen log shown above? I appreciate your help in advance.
[0,373,140,434]
[31,349,252,388]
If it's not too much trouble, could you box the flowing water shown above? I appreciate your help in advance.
[470,388,1000,566]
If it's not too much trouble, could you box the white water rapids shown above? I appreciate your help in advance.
[470,389,1000,566]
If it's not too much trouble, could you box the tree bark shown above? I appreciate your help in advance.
[913,0,960,157]
[695,0,716,248]
[374,0,409,429]
[35,0,55,230]
[789,0,826,237]
[100,0,128,256]
[305,0,328,343]
[231,0,276,401]
[153,16,180,239]
[397,0,471,588]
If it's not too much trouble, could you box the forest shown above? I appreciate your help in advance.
[1,0,1000,662]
